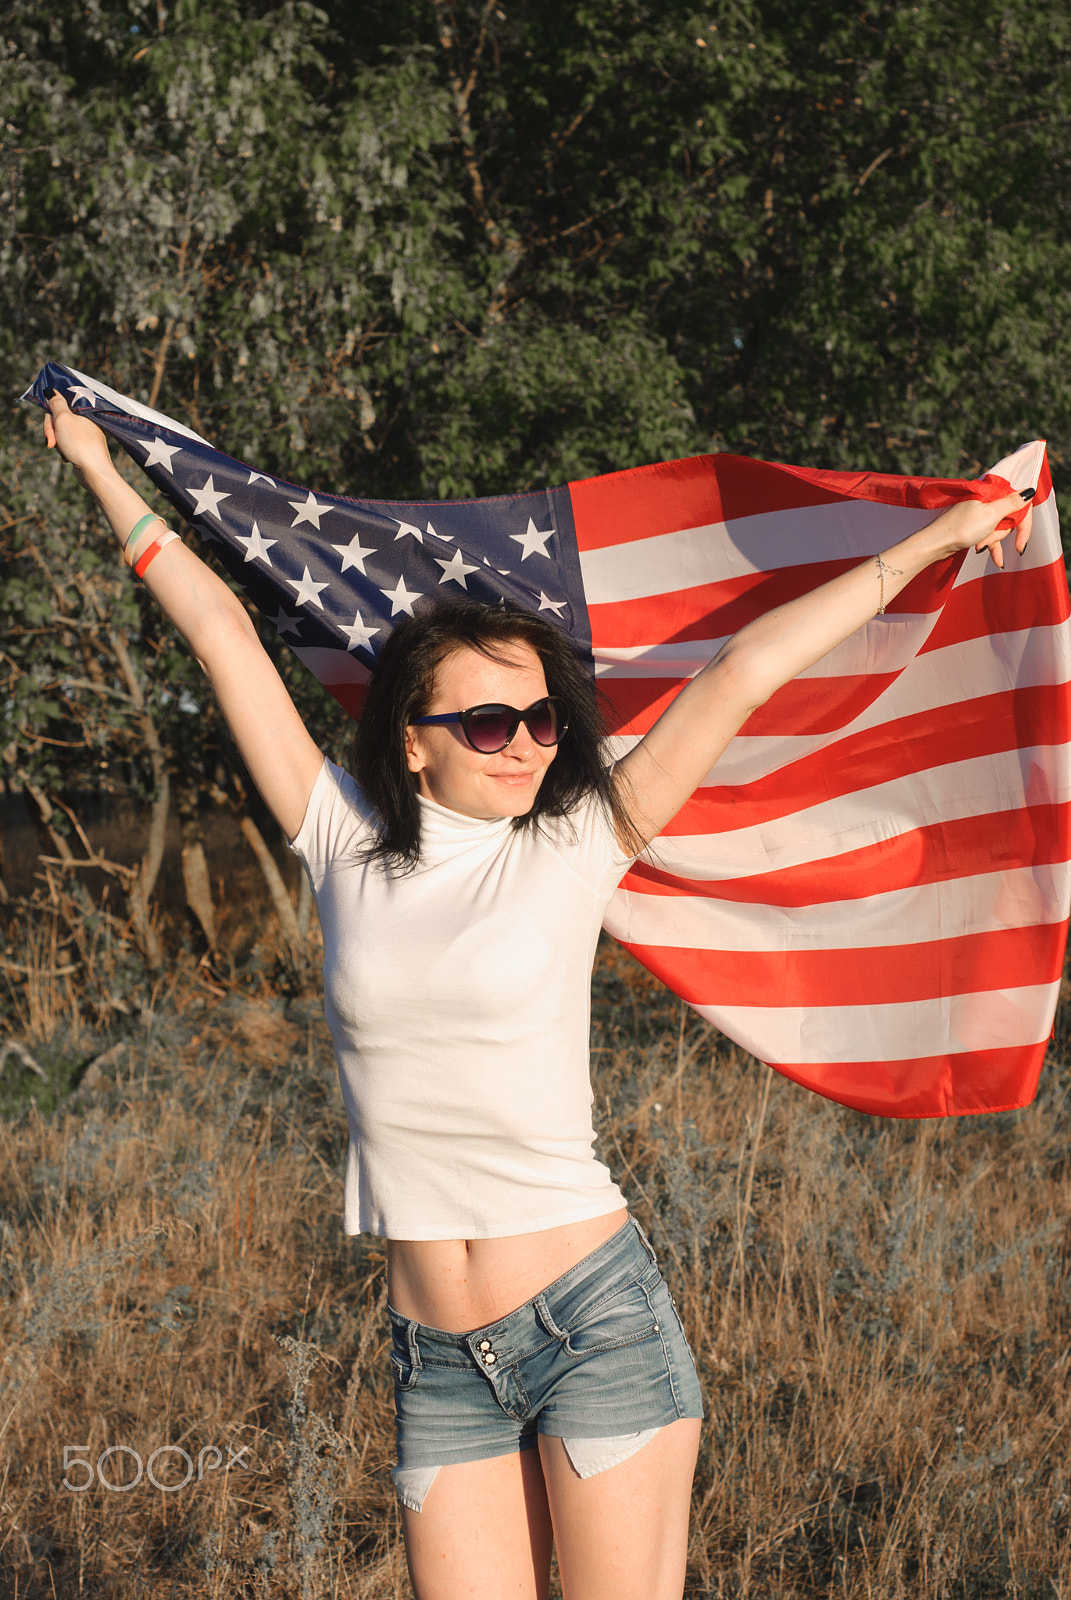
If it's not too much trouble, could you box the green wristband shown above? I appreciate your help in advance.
[123,512,161,555]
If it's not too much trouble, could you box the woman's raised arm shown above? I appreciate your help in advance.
[43,392,323,841]
[614,488,1035,850]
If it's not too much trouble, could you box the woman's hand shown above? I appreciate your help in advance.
[926,488,1034,570]
[42,390,117,489]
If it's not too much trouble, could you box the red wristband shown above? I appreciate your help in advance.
[134,530,179,578]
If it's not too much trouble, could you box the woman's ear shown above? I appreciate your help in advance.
[404,727,425,774]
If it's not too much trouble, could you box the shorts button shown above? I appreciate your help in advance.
[483,1352,497,1364]
[478,1340,492,1351]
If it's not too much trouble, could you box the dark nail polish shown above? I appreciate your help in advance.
[43,386,56,400]
[1020,486,1036,500]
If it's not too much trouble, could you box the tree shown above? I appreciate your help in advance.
[1,0,1067,966]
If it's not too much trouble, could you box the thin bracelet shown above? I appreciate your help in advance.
[874,552,902,615]
[134,530,180,579]
[122,512,163,558]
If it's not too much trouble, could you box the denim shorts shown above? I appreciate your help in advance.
[389,1217,703,1508]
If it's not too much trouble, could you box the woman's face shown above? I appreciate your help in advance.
[404,641,558,820]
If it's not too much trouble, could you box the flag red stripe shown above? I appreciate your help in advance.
[770,1043,1045,1119]
[600,668,908,737]
[918,557,1070,654]
[623,921,1066,1009]
[625,800,1071,907]
[653,682,1071,833]
[569,455,851,551]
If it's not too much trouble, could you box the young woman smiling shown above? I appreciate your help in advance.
[42,389,1032,1599]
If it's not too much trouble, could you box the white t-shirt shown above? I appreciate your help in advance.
[289,758,634,1240]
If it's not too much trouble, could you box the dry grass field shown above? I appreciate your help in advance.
[1,906,1069,1598]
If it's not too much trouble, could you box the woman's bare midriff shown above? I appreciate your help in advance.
[386,1207,629,1332]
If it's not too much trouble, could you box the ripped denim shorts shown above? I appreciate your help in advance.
[388,1216,704,1512]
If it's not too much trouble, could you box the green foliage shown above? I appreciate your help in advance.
[0,0,1068,807]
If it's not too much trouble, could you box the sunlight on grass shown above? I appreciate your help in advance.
[0,932,1069,1596]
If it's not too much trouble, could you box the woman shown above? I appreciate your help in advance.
[42,391,1032,1599]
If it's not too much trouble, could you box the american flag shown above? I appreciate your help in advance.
[24,362,1071,1118]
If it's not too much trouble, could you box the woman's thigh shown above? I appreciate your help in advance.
[538,1418,701,1600]
[400,1449,553,1600]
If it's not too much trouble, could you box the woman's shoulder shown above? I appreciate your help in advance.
[534,783,634,885]
[288,755,377,870]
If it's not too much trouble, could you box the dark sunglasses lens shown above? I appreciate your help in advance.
[527,699,561,745]
[464,707,515,752]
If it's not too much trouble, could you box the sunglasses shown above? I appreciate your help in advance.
[411,695,569,754]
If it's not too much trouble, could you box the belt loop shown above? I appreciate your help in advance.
[406,1319,423,1374]
[534,1294,568,1342]
[631,1216,660,1265]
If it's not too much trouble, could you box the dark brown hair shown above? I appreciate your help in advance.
[351,600,642,872]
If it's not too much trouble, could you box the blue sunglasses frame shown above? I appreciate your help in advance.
[411,696,568,753]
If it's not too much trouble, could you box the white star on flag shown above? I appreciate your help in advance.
[270,608,302,638]
[189,475,231,521]
[435,549,479,588]
[537,592,567,617]
[382,574,422,616]
[510,517,554,560]
[425,520,452,541]
[332,534,375,574]
[394,520,425,543]
[142,437,182,473]
[248,470,275,486]
[286,565,331,609]
[288,490,333,530]
[236,521,276,565]
[342,610,381,652]
[67,383,98,407]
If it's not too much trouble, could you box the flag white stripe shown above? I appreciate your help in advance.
[696,982,1060,1064]
[639,744,1070,881]
[604,863,1071,952]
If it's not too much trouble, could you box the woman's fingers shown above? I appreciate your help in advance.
[41,390,112,477]
[971,488,1035,570]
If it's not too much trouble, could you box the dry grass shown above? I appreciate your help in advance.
[0,931,1069,1597]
